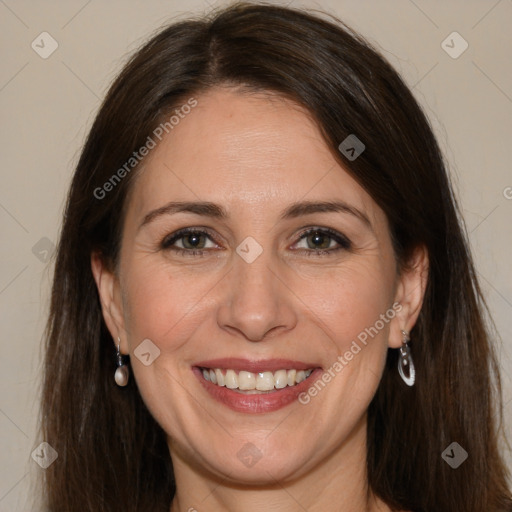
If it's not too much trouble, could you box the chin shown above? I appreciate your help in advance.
[202,448,313,486]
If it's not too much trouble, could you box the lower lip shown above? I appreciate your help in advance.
[192,367,323,413]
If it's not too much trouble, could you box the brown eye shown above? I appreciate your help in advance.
[305,231,332,250]
[294,227,351,255]
[161,228,217,255]
[179,232,207,249]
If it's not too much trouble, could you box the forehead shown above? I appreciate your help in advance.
[126,87,382,226]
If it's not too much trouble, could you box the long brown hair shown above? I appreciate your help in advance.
[40,2,512,510]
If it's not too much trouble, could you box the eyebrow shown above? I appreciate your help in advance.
[138,200,372,231]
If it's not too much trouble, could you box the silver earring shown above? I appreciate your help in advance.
[398,330,415,387]
[114,338,129,387]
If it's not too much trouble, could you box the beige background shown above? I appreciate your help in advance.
[0,0,511,509]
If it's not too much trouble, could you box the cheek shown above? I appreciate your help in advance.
[291,262,396,438]
[294,257,397,416]
[121,258,217,350]
[119,262,216,432]
[298,257,396,347]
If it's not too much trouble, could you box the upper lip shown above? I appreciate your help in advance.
[194,358,320,373]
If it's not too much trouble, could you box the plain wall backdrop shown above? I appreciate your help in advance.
[0,0,511,509]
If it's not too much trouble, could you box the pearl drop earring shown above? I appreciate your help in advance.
[114,338,129,387]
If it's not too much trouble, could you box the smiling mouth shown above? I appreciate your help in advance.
[198,367,315,393]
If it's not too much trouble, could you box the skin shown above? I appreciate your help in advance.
[92,87,428,512]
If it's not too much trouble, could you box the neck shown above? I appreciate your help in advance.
[168,413,390,512]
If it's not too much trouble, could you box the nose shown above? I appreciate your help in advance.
[216,248,297,342]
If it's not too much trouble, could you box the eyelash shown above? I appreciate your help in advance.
[160,227,351,258]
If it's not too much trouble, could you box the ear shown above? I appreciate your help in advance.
[90,251,129,354]
[388,245,429,349]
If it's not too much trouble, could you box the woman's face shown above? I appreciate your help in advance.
[97,88,418,485]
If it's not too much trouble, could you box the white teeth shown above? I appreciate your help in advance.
[238,370,256,390]
[224,369,238,389]
[215,368,225,387]
[256,371,274,391]
[201,367,315,390]
[295,370,306,383]
[274,369,288,389]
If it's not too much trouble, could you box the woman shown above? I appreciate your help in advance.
[40,2,512,511]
